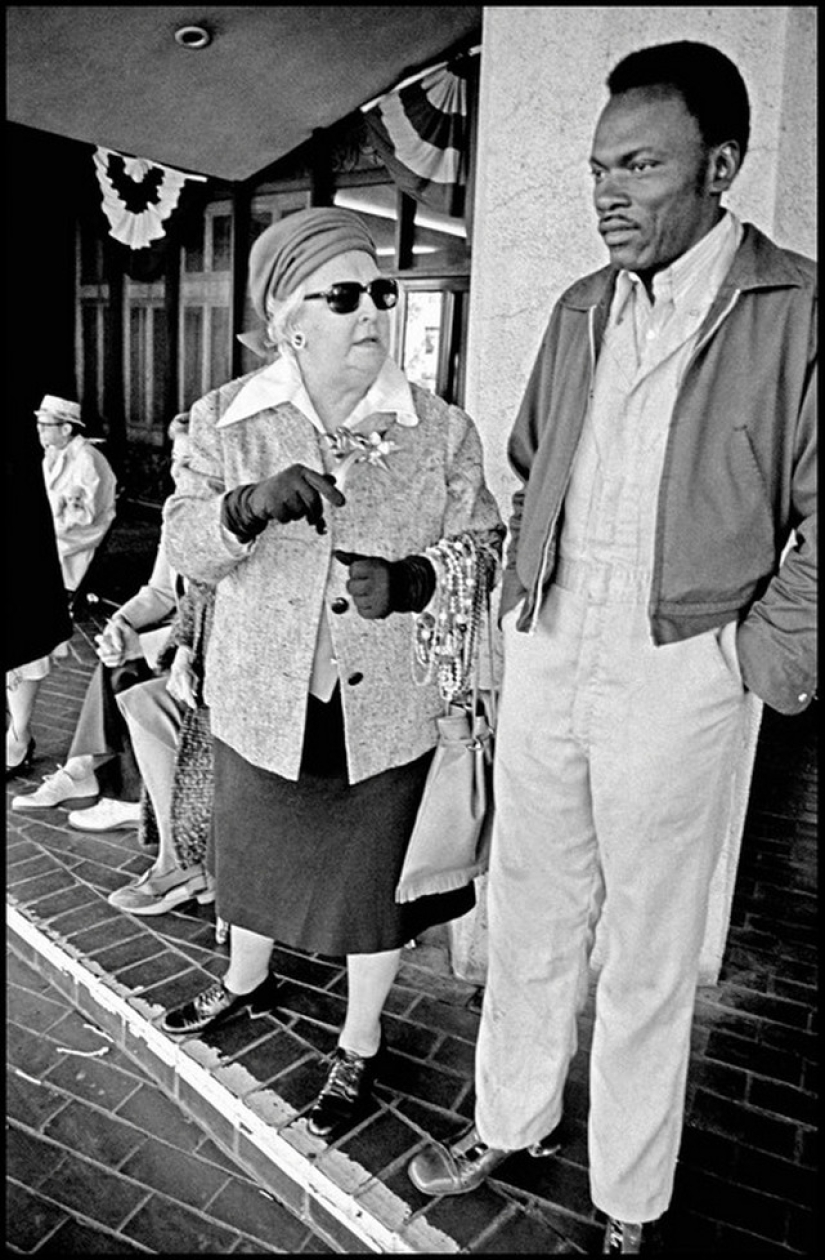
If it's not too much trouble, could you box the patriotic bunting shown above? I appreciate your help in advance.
[93,148,204,250]
[363,62,471,217]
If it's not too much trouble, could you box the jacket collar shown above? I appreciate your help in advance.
[717,222,812,294]
[217,352,419,433]
[560,221,808,316]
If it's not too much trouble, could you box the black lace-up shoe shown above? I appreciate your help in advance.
[160,973,279,1036]
[307,1043,382,1138]
[408,1124,511,1196]
[603,1216,663,1254]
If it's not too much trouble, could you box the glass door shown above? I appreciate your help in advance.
[396,279,469,407]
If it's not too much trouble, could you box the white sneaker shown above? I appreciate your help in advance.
[67,798,141,832]
[12,766,98,810]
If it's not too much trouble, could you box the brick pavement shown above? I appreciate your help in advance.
[7,947,335,1254]
[6,619,818,1253]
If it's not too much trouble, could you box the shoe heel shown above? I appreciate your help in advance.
[249,976,278,1019]
[528,1130,562,1158]
[6,736,36,777]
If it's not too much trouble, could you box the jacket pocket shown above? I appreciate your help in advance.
[733,425,771,505]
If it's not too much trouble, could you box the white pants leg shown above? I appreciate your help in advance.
[116,676,185,875]
[476,594,604,1152]
[476,586,748,1222]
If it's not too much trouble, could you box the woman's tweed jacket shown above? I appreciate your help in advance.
[138,581,215,867]
[163,375,503,784]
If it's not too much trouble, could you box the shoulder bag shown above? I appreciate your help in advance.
[395,591,497,903]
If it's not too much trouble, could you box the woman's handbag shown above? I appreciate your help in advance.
[395,591,497,904]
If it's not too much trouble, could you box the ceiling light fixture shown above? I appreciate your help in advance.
[174,24,212,50]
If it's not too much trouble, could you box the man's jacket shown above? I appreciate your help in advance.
[43,434,117,591]
[503,224,817,715]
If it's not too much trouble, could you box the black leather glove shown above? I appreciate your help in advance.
[223,465,345,541]
[334,551,436,619]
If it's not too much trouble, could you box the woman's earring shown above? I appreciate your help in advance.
[290,330,306,351]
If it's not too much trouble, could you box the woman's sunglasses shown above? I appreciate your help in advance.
[304,277,399,315]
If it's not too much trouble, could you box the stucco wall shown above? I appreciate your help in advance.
[466,6,817,503]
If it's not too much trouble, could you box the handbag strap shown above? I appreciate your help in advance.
[471,583,498,733]
[486,584,499,728]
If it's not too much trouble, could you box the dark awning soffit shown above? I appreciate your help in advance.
[7,5,482,183]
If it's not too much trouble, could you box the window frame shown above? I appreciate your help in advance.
[177,199,236,409]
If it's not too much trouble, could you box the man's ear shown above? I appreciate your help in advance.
[706,140,742,194]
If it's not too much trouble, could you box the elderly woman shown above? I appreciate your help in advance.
[159,207,503,1139]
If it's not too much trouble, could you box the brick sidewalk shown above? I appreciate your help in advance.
[6,620,818,1253]
[7,948,334,1254]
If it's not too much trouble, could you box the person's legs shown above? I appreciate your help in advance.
[8,661,100,801]
[109,677,214,914]
[66,665,166,830]
[160,922,279,1036]
[340,948,402,1056]
[408,591,595,1195]
[307,947,402,1138]
[61,753,96,777]
[6,676,42,764]
[475,592,601,1152]
[222,924,275,994]
[8,656,105,799]
[586,616,749,1224]
[66,660,148,799]
[116,676,184,877]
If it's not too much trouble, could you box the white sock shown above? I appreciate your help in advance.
[64,756,95,781]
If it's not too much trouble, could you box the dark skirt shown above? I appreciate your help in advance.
[210,687,474,956]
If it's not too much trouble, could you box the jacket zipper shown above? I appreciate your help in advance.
[527,305,599,634]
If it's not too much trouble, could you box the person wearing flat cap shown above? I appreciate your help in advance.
[35,394,117,598]
[160,206,504,1138]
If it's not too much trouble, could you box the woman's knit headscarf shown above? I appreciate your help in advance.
[248,206,378,318]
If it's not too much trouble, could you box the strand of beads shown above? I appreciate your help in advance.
[413,533,489,706]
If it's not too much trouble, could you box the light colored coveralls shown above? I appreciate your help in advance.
[476,213,757,1222]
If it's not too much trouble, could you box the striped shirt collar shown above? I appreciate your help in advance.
[217,352,419,432]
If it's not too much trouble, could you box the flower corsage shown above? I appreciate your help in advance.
[321,427,399,490]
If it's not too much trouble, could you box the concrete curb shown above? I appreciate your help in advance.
[7,904,461,1255]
